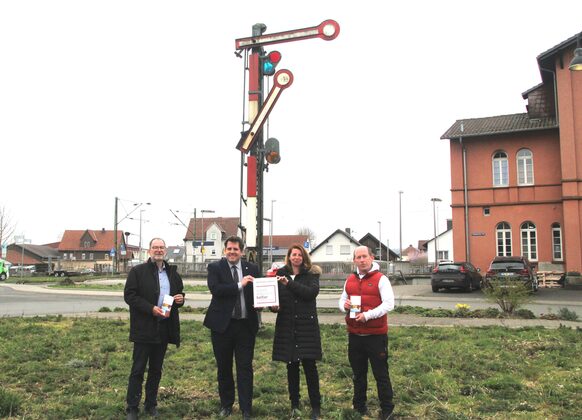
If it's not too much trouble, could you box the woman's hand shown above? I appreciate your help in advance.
[276,275,289,285]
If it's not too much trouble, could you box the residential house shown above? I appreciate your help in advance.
[358,233,399,261]
[183,217,241,263]
[165,246,186,263]
[310,229,360,263]
[58,229,131,272]
[401,244,427,263]
[425,220,454,265]
[441,33,581,273]
[5,243,60,271]
[263,235,310,262]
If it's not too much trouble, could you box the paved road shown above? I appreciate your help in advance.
[1,281,581,318]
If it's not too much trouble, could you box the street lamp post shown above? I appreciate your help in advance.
[431,198,442,266]
[377,221,382,261]
[200,209,215,263]
[399,191,403,261]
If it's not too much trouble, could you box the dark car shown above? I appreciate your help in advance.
[484,256,539,292]
[431,261,482,292]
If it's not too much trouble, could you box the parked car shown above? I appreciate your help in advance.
[0,259,10,280]
[431,261,482,292]
[80,268,96,275]
[484,256,539,292]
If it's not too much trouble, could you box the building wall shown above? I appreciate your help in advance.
[310,234,358,262]
[556,50,582,272]
[450,130,564,272]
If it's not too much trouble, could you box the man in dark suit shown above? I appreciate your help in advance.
[204,235,260,420]
[124,237,185,420]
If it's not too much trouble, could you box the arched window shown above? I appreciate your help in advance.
[496,222,512,256]
[492,151,508,187]
[517,149,534,185]
[552,223,563,261]
[521,221,537,261]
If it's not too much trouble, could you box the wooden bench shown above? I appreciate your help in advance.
[537,271,564,288]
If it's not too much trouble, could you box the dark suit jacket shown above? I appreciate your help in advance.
[203,257,260,334]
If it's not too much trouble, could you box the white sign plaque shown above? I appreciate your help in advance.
[252,277,280,308]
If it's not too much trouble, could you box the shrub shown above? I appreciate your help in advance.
[470,307,501,318]
[514,309,536,319]
[482,277,533,315]
[58,277,75,286]
[557,307,579,321]
[98,307,112,312]
[0,389,21,417]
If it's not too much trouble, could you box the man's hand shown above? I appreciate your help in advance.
[173,294,184,305]
[152,306,164,317]
[355,312,366,322]
[241,275,254,287]
[343,298,352,311]
[270,305,280,312]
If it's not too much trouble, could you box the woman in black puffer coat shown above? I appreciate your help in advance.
[271,244,322,420]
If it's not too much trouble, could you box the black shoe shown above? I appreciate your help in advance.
[219,406,232,417]
[380,410,395,420]
[242,411,252,420]
[126,408,139,420]
[355,406,369,416]
[144,406,159,417]
[311,406,321,420]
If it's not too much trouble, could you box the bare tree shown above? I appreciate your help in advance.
[0,206,17,246]
[296,226,316,247]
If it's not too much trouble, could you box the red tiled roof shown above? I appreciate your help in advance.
[262,235,308,248]
[58,229,125,251]
[184,217,240,241]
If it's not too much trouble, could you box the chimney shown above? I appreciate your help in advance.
[345,228,351,235]
[101,228,105,233]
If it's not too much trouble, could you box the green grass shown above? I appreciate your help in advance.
[0,318,581,419]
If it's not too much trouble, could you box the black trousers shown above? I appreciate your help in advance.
[348,333,394,413]
[126,321,169,410]
[211,318,256,413]
[287,359,321,409]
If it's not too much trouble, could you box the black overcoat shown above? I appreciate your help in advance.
[272,265,322,362]
[124,258,184,347]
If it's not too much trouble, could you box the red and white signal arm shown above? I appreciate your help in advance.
[235,19,340,50]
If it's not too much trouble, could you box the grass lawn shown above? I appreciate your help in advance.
[0,318,581,419]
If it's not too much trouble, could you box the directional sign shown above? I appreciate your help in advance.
[237,69,294,153]
[110,248,116,257]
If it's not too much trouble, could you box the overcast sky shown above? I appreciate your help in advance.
[1,0,581,251]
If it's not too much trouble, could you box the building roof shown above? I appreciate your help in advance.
[310,229,360,254]
[440,113,558,140]
[184,217,240,241]
[537,31,581,75]
[263,235,309,249]
[359,233,399,259]
[58,229,125,251]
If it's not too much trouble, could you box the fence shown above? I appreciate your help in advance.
[170,260,433,279]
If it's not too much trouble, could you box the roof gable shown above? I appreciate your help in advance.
[310,229,360,254]
[58,229,125,251]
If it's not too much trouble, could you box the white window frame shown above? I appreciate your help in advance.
[496,222,512,256]
[517,149,534,185]
[325,245,333,255]
[520,221,537,261]
[552,223,563,261]
[492,151,509,187]
[340,245,350,255]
